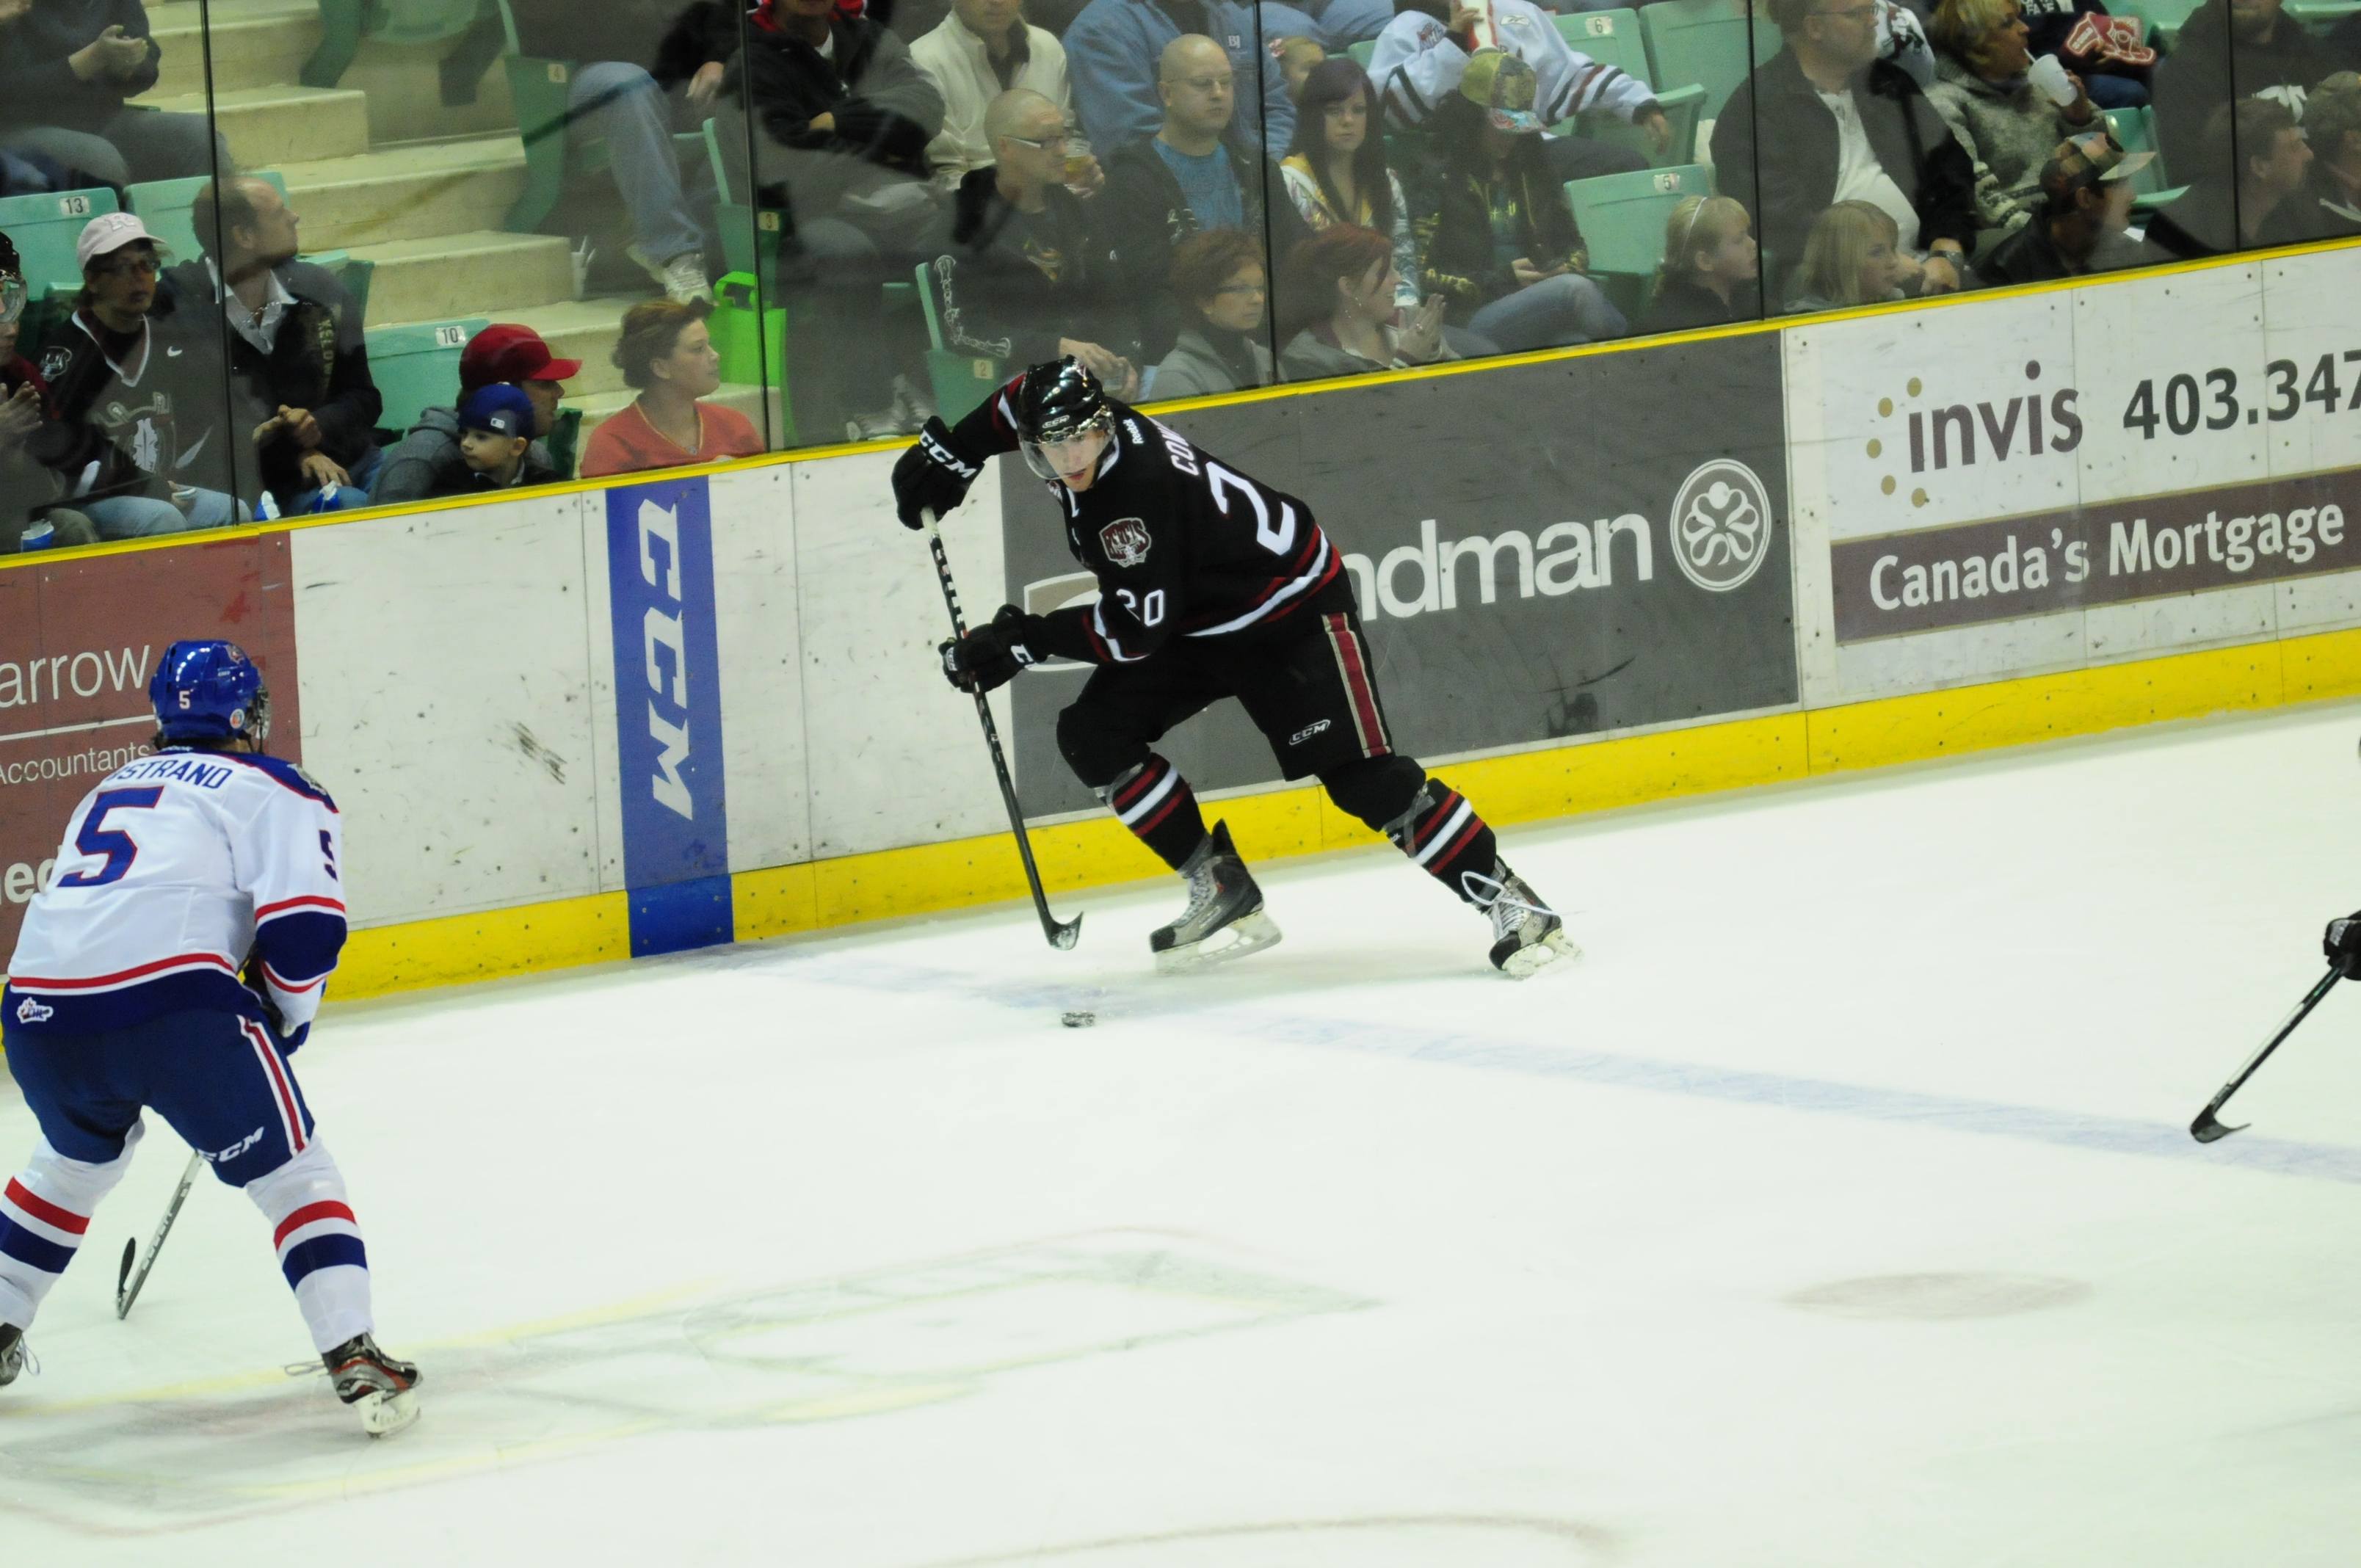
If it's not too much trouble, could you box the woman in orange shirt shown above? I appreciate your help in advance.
[579,299,765,478]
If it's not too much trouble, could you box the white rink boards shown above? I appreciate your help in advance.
[7,704,2361,1566]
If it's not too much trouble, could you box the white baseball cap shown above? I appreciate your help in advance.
[76,211,164,270]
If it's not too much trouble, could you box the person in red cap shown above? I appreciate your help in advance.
[370,322,582,505]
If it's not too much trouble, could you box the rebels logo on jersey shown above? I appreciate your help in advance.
[1100,518,1152,567]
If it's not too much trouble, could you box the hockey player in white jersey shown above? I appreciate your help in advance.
[0,640,420,1437]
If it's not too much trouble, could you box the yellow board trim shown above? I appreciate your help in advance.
[327,625,2361,1003]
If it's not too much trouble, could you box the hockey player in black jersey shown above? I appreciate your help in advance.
[891,357,1577,977]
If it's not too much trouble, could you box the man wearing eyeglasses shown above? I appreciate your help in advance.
[26,213,245,538]
[940,89,1141,395]
[1102,35,1313,359]
[1712,0,1979,294]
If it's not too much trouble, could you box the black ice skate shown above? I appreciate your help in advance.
[1464,863,1578,978]
[1152,821,1281,973]
[324,1332,421,1437]
[0,1323,29,1390]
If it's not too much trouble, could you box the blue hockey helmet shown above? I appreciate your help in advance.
[149,639,270,745]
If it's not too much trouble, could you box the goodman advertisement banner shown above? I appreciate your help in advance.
[1001,336,1799,818]
[0,532,302,954]
[1785,247,2361,704]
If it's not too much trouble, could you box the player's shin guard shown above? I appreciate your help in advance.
[1382,777,1499,901]
[246,1140,372,1355]
[0,1127,139,1332]
[1099,754,1209,871]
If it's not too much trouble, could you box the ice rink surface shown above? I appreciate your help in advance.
[8,705,2361,1565]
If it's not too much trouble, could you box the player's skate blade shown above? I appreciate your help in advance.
[1151,821,1283,974]
[1465,865,1579,979]
[324,1332,421,1438]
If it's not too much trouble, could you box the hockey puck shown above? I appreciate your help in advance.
[1061,1010,1096,1028]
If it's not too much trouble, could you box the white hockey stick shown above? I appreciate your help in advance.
[115,1149,204,1320]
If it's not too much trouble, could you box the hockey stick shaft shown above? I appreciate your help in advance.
[923,509,1081,950]
[115,1149,205,1320]
[2189,967,2341,1143]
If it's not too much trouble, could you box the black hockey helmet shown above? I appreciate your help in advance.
[1015,356,1114,481]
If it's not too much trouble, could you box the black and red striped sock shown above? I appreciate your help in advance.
[1102,754,1208,871]
[1385,778,1498,903]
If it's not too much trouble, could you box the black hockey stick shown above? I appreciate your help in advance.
[2190,967,2342,1144]
[115,1149,204,1319]
[922,508,1081,950]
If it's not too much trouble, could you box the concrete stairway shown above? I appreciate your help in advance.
[138,0,776,454]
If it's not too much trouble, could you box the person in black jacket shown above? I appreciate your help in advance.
[162,177,382,515]
[506,0,741,303]
[2146,95,2323,258]
[1101,35,1312,361]
[934,89,1139,392]
[2152,0,2360,189]
[0,0,228,189]
[1711,0,1979,291]
[726,0,948,438]
[1979,127,2165,283]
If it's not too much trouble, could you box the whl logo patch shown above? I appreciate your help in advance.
[13,995,54,1024]
[1669,460,1774,592]
[1099,518,1151,568]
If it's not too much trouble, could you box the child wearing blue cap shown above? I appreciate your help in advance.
[435,383,559,497]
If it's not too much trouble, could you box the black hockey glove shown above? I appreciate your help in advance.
[2325,911,2361,979]
[892,417,983,529]
[940,605,1042,694]
[240,951,294,1052]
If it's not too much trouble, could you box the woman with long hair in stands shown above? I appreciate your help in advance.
[1786,200,1926,311]
[1277,223,1451,382]
[1147,228,1277,400]
[580,299,766,479]
[1642,194,1760,334]
[1279,60,1421,321]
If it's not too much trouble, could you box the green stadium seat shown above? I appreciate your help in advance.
[1348,38,1377,67]
[0,188,117,301]
[366,317,491,438]
[1566,161,1712,277]
[1639,0,1758,123]
[304,0,490,87]
[914,258,1003,425]
[1552,10,1706,167]
[2285,0,2361,23]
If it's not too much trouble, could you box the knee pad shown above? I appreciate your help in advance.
[1056,702,1148,791]
[242,1139,348,1227]
[1320,755,1428,832]
[19,1122,141,1215]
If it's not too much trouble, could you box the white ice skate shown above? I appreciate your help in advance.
[1465,864,1579,978]
[0,1323,31,1390]
[325,1332,421,1437]
[1153,822,1282,973]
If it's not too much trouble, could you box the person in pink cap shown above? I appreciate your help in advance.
[29,212,247,537]
[370,322,583,504]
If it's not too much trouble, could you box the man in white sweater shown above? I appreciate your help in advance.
[913,0,1076,180]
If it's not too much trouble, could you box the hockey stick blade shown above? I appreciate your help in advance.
[113,1237,137,1318]
[2186,967,2341,1145]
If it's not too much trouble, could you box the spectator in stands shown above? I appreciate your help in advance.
[2145,95,2319,257]
[32,215,246,536]
[2153,0,2359,186]
[936,89,1139,389]
[372,324,580,505]
[505,0,741,304]
[0,0,228,189]
[1146,227,1276,396]
[580,299,765,477]
[1277,37,1327,101]
[1105,35,1313,359]
[1420,51,1626,352]
[912,0,1076,181]
[1785,199,1923,308]
[1979,128,2164,281]
[430,385,559,498]
[2296,71,2361,233]
[0,231,98,548]
[1364,0,1669,184]
[1642,194,1761,333]
[1926,0,2102,236]
[1277,222,1449,381]
[2014,0,2153,112]
[733,0,948,438]
[1713,0,1979,290]
[1062,0,1296,154]
[1280,61,1420,322]
[162,177,381,517]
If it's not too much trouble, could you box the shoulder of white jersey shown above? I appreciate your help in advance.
[214,752,340,813]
